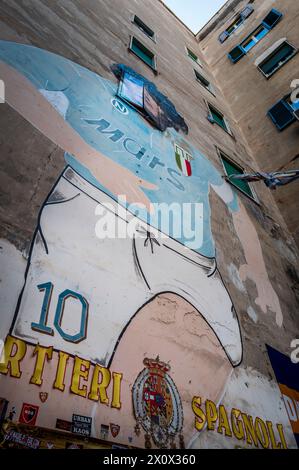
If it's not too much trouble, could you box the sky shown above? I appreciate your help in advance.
[162,0,228,33]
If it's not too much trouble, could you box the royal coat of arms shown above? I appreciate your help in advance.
[132,357,183,448]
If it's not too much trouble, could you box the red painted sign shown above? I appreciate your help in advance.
[19,403,39,426]
[110,423,120,438]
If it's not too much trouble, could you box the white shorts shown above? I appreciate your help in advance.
[12,167,242,366]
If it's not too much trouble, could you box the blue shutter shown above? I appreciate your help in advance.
[228,45,245,63]
[219,31,229,43]
[240,5,254,20]
[262,9,283,30]
[268,99,295,131]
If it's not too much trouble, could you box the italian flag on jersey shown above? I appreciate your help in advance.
[175,144,192,177]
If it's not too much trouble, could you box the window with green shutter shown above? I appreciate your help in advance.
[195,70,214,94]
[133,16,155,40]
[220,153,255,199]
[130,37,156,70]
[187,48,202,66]
[258,42,297,78]
[208,104,230,133]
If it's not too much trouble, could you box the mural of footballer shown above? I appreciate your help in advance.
[0,41,284,447]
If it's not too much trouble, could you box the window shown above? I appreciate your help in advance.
[228,9,283,63]
[187,48,202,66]
[228,45,246,63]
[226,15,244,35]
[220,152,255,199]
[114,64,188,134]
[118,72,144,108]
[258,42,297,77]
[207,104,231,133]
[195,70,214,94]
[262,9,284,29]
[219,4,254,43]
[268,95,298,131]
[129,37,156,70]
[133,16,155,40]
[117,70,165,131]
[241,24,269,52]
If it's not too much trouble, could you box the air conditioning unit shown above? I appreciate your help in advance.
[294,108,299,121]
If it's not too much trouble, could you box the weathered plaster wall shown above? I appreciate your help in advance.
[0,0,298,450]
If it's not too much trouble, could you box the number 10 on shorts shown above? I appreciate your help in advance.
[31,282,89,343]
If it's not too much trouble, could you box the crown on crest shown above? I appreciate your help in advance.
[143,356,170,375]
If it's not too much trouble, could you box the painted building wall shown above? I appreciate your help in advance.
[198,0,299,247]
[0,0,298,449]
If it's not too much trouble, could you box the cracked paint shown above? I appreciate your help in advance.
[232,201,283,327]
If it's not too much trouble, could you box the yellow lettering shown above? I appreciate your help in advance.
[53,351,70,392]
[111,372,122,409]
[30,344,53,386]
[277,424,288,449]
[231,408,245,440]
[241,413,258,447]
[206,400,218,431]
[255,417,270,449]
[217,405,232,437]
[192,396,206,431]
[70,356,90,398]
[266,421,281,449]
[88,364,111,404]
[0,335,26,378]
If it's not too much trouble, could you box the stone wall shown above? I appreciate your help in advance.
[0,0,298,449]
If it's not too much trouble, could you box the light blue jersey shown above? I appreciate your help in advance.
[0,41,239,257]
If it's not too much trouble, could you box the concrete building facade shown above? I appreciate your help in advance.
[0,0,298,449]
[198,0,299,246]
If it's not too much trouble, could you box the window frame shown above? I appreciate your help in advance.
[129,36,157,72]
[241,24,269,53]
[194,70,215,95]
[267,94,297,131]
[257,41,298,78]
[228,8,283,63]
[186,47,203,67]
[226,14,244,36]
[217,148,258,202]
[219,4,254,43]
[116,71,166,131]
[132,15,156,42]
[262,8,284,30]
[206,102,233,136]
